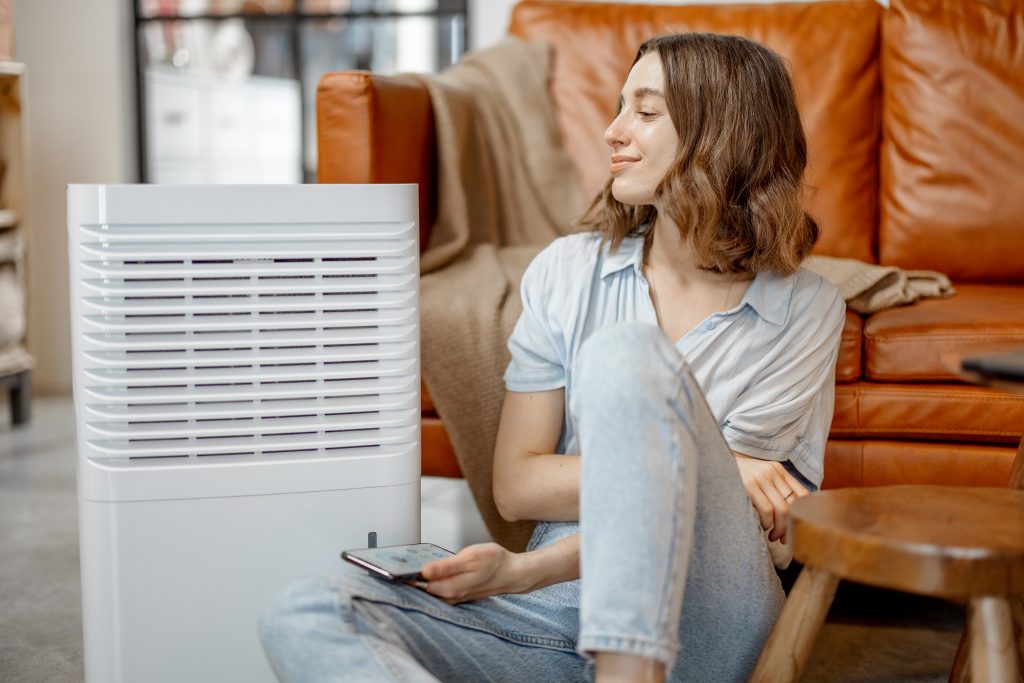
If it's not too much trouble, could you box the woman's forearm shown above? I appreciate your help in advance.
[494,453,581,522]
[512,532,580,593]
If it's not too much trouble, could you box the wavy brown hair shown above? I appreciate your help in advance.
[581,33,818,276]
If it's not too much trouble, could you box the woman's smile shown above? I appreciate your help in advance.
[609,155,640,174]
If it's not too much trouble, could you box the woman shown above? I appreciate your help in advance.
[260,33,845,683]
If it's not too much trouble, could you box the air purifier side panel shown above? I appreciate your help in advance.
[79,493,121,683]
[80,482,419,683]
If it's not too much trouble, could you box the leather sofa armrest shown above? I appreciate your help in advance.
[316,71,437,250]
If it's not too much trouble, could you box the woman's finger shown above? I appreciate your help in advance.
[744,481,776,531]
[761,474,789,543]
[779,468,810,499]
[420,553,472,581]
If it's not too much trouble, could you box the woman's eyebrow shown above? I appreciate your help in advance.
[633,87,665,99]
[617,87,665,109]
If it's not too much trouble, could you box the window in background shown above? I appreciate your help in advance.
[134,0,468,184]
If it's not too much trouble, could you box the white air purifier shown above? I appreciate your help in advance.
[67,184,421,682]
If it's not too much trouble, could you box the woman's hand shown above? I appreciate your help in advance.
[733,453,810,545]
[419,543,526,604]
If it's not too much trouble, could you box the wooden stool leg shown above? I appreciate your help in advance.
[750,565,840,683]
[969,597,1019,683]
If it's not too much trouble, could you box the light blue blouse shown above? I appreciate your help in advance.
[502,231,846,488]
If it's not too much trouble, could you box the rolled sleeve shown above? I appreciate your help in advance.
[503,247,566,393]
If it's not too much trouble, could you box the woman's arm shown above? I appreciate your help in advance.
[491,389,581,523]
[421,533,580,604]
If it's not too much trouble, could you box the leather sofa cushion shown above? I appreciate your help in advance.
[880,0,1024,281]
[832,382,1024,444]
[864,284,1024,381]
[837,310,862,383]
[822,439,1017,489]
[509,0,881,262]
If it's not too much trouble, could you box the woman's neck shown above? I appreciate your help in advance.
[645,214,752,290]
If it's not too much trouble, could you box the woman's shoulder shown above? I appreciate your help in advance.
[526,232,606,280]
[790,266,844,308]
[785,266,846,330]
[538,231,605,262]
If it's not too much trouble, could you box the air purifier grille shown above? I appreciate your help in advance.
[74,220,419,465]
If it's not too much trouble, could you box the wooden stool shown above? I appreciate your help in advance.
[751,464,1024,682]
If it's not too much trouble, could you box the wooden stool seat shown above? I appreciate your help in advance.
[790,485,1024,600]
[752,484,1024,683]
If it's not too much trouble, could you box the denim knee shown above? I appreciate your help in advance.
[260,577,322,655]
[572,322,677,416]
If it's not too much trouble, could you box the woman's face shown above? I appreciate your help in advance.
[604,52,680,206]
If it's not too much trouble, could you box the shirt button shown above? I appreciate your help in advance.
[704,321,716,331]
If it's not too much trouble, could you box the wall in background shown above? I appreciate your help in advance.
[14,0,137,395]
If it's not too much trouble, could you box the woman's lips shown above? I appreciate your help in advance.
[609,159,638,174]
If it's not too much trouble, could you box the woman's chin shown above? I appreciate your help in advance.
[610,184,654,206]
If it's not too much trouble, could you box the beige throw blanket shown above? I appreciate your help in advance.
[414,39,953,551]
[413,39,586,551]
[803,255,954,314]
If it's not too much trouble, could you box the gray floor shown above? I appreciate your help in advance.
[1,396,964,682]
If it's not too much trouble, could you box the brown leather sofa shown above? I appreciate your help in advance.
[316,0,1024,489]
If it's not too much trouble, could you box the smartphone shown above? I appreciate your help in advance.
[341,542,456,583]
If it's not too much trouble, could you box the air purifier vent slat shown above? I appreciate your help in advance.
[86,408,417,440]
[85,391,417,421]
[79,221,414,241]
[84,324,415,349]
[82,375,417,404]
[83,308,417,332]
[81,255,417,279]
[81,272,415,297]
[83,357,415,386]
[102,442,407,465]
[81,290,413,314]
[84,341,414,367]
[80,239,416,260]
[87,424,416,458]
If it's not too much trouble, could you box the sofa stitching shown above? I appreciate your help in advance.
[833,427,1022,436]
[865,335,1024,341]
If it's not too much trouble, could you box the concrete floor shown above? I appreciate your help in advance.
[1,396,965,682]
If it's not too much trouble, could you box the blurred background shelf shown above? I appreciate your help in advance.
[0,56,31,425]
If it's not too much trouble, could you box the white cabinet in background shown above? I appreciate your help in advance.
[146,69,301,185]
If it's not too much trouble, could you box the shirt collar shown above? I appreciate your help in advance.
[740,269,795,327]
[599,235,645,279]
[598,235,796,327]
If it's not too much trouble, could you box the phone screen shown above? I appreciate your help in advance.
[342,543,455,580]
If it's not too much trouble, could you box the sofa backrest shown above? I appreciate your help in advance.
[509,0,882,263]
[880,0,1024,283]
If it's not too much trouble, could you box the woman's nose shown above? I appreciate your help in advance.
[604,113,627,149]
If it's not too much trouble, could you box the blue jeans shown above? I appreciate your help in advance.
[260,323,795,682]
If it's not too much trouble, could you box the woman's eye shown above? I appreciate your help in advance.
[638,111,657,119]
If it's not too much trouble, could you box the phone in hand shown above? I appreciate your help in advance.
[341,542,456,584]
